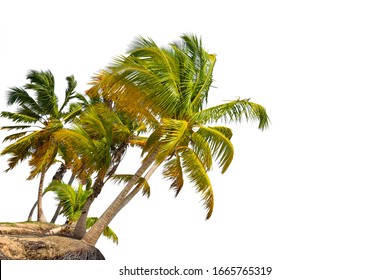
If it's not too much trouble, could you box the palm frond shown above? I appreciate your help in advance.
[128,136,148,148]
[45,181,77,220]
[46,181,92,222]
[195,126,234,173]
[28,137,58,179]
[0,111,39,124]
[86,217,119,244]
[190,99,269,130]
[6,86,43,114]
[95,48,181,118]
[24,70,59,117]
[190,131,212,171]
[162,156,184,197]
[1,130,41,171]
[2,131,29,142]
[61,102,82,123]
[181,148,214,219]
[155,118,189,164]
[58,75,78,113]
[172,34,216,114]
[110,174,151,198]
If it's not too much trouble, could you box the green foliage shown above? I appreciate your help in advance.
[46,182,119,244]
[1,34,269,232]
[88,34,269,219]
[86,217,119,244]
[0,70,85,176]
[45,181,93,223]
[110,174,151,198]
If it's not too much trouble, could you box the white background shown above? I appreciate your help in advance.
[1,0,390,279]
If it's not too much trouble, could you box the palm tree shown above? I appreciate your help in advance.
[0,70,83,222]
[53,102,147,238]
[45,181,118,244]
[81,34,269,245]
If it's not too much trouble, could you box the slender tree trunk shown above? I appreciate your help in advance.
[74,144,127,239]
[27,200,38,222]
[72,178,104,239]
[81,148,158,246]
[50,172,76,223]
[52,163,67,181]
[37,167,47,222]
[50,203,63,224]
[28,163,68,222]
[118,162,160,212]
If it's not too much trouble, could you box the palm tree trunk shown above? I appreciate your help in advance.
[81,148,158,246]
[37,167,47,222]
[27,200,38,222]
[52,163,67,181]
[28,163,68,222]
[72,178,104,239]
[118,162,160,212]
[74,144,127,239]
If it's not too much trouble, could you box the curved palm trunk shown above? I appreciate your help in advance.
[50,203,63,224]
[81,148,158,246]
[74,143,127,239]
[27,200,38,222]
[117,162,160,212]
[27,164,69,222]
[37,168,47,222]
[73,178,103,239]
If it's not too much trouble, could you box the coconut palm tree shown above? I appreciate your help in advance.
[81,34,269,245]
[0,70,83,222]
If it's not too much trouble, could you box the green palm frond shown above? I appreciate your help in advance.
[142,118,189,162]
[6,86,43,114]
[62,102,83,123]
[58,75,78,113]
[86,217,118,244]
[155,118,189,163]
[58,126,111,178]
[28,138,58,179]
[162,156,184,197]
[195,126,234,173]
[190,99,269,130]
[24,70,59,117]
[1,130,41,171]
[2,131,29,142]
[111,174,151,198]
[80,107,110,140]
[171,34,216,114]
[108,55,180,117]
[180,148,214,219]
[0,111,40,124]
[45,181,93,222]
[210,126,233,139]
[17,104,44,121]
[190,131,212,171]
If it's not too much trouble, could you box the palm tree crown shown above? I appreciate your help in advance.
[88,34,269,219]
[81,34,269,246]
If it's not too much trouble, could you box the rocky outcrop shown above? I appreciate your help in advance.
[0,222,105,260]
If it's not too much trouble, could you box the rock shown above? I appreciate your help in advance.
[0,222,105,260]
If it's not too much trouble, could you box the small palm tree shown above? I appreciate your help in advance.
[45,181,118,244]
[82,34,269,245]
[1,70,83,222]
